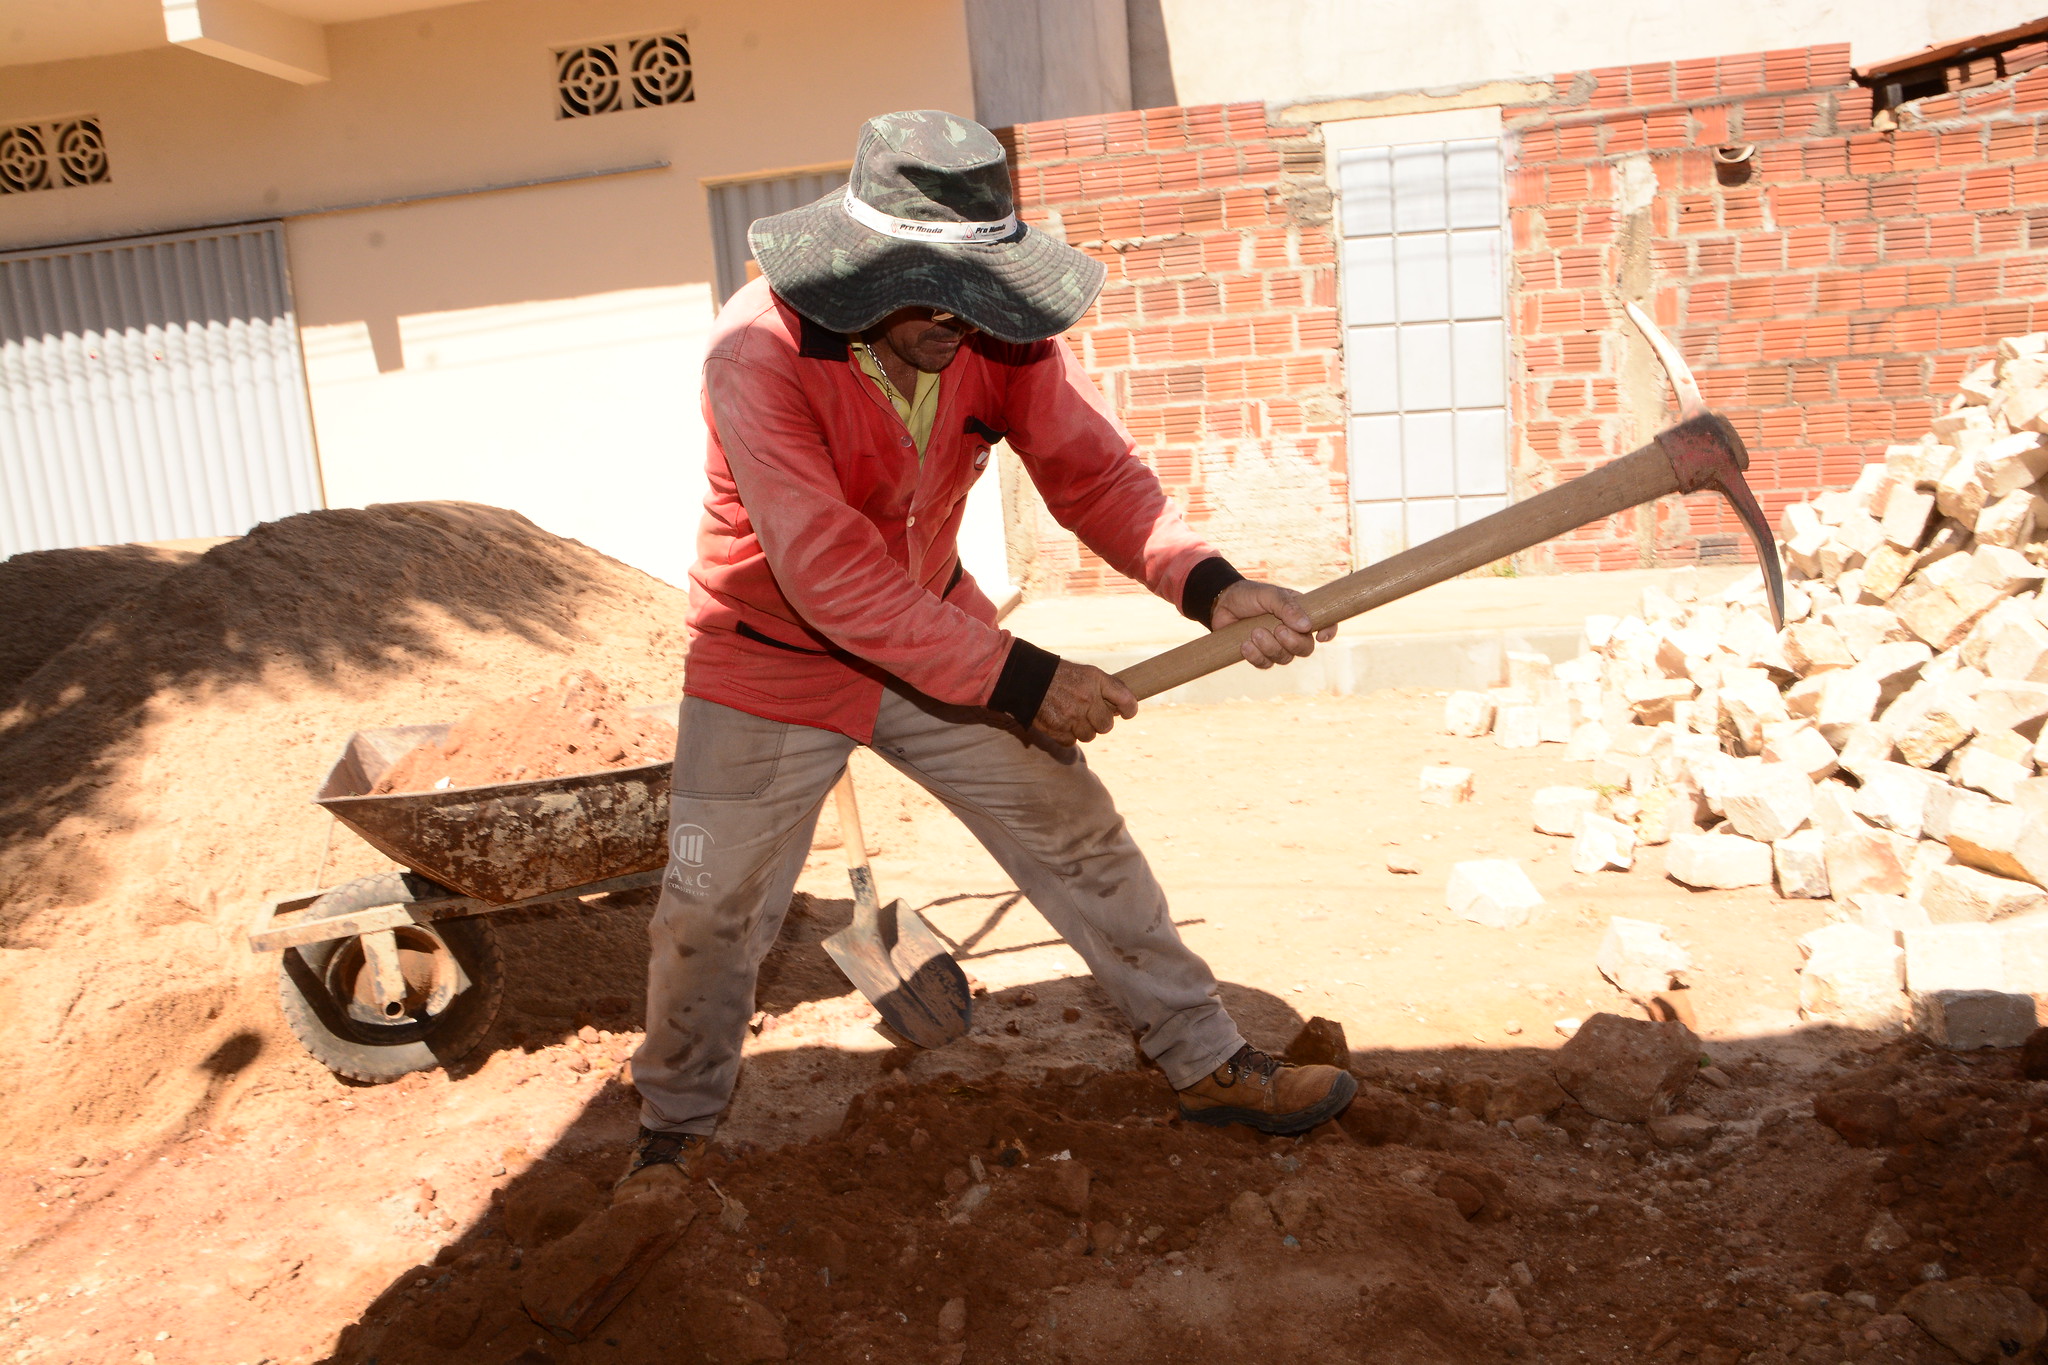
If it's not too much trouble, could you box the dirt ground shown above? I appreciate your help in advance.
[1,508,2043,1364]
[4,681,2045,1364]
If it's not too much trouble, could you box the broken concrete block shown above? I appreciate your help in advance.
[1797,923,1907,1031]
[1761,720,1839,780]
[1718,762,1815,843]
[1921,863,2048,923]
[1909,579,2019,652]
[1974,487,2043,550]
[1808,779,1864,835]
[1532,786,1599,836]
[1550,1012,1701,1123]
[1859,543,1919,601]
[1554,652,1603,685]
[1851,761,1946,839]
[1852,893,1931,941]
[1943,796,2039,886]
[1626,677,1695,726]
[1975,430,2048,498]
[1419,766,1475,805]
[1825,604,1907,660]
[1903,923,2008,993]
[1911,989,2040,1049]
[1595,917,1692,1000]
[1785,523,1829,578]
[1834,721,1898,780]
[1773,828,1831,899]
[1535,681,1577,743]
[1447,860,1545,929]
[1664,833,1774,889]
[1782,622,1855,677]
[1719,671,1789,755]
[1949,732,2034,803]
[1494,704,1542,748]
[1890,681,1980,769]
[1572,814,1637,873]
[1857,640,1935,707]
[1815,671,1881,743]
[1565,720,1612,761]
[1980,610,2048,682]
[1880,485,1937,548]
[1443,691,1495,737]
[1506,650,1555,691]
[1924,781,1993,845]
[1967,680,2048,736]
[2004,912,2048,999]
[1825,825,1911,897]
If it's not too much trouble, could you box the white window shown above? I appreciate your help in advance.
[1330,110,1508,566]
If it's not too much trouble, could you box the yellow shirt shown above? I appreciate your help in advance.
[851,339,940,462]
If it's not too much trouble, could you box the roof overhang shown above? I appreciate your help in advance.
[0,0,473,81]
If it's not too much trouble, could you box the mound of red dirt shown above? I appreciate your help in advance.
[0,502,691,1157]
[0,542,198,708]
[371,671,676,795]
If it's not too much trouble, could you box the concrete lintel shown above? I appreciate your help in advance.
[163,0,329,84]
[1275,79,1553,126]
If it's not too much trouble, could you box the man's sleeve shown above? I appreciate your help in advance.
[705,355,1054,723]
[1001,338,1243,624]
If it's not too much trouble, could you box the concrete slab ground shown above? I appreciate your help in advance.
[1004,565,1749,702]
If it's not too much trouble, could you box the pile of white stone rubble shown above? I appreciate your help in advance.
[1442,334,2048,1052]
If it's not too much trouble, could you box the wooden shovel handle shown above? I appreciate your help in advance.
[1116,436,1687,702]
[832,769,881,927]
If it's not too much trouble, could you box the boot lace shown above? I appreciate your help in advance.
[629,1129,702,1174]
[1221,1045,1281,1089]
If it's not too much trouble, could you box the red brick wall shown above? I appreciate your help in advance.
[1504,42,2048,570]
[1002,104,1349,596]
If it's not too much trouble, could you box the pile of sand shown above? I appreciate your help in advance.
[370,670,676,795]
[0,502,693,1156]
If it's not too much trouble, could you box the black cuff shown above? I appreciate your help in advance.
[1179,556,1247,628]
[989,637,1062,730]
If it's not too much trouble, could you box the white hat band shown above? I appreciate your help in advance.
[844,191,1018,244]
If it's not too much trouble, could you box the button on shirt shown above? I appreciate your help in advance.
[852,338,940,460]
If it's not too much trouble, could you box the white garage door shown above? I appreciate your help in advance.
[0,222,323,556]
[1337,132,1509,565]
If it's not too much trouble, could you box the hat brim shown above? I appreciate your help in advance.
[748,187,1106,344]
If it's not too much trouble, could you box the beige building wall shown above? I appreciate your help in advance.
[0,0,975,588]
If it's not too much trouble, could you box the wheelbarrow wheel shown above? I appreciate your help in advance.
[277,871,504,1083]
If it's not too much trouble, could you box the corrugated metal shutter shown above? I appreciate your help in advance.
[0,221,323,556]
[707,169,850,306]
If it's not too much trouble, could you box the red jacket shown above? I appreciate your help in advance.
[684,278,1238,742]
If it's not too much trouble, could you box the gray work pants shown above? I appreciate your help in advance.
[632,687,1245,1135]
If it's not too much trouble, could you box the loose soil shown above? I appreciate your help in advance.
[369,672,676,795]
[0,522,2043,1364]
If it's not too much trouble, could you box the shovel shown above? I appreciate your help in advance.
[819,768,974,1048]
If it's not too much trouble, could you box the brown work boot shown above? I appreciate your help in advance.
[613,1127,707,1204]
[1176,1044,1357,1135]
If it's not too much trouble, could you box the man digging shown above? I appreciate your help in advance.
[618,110,1355,1200]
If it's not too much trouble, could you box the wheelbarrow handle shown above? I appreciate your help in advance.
[832,770,882,936]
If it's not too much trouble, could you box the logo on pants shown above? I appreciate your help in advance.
[672,823,711,866]
[667,823,714,898]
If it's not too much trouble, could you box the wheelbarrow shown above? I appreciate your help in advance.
[248,706,676,1082]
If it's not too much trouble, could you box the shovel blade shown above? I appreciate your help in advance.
[821,898,973,1049]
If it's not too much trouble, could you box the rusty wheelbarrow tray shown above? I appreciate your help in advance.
[246,705,676,1084]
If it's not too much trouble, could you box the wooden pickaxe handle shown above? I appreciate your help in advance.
[1116,411,1783,702]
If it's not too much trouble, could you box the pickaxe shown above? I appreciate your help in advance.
[1116,303,1786,700]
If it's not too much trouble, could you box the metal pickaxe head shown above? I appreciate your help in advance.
[1625,303,1786,629]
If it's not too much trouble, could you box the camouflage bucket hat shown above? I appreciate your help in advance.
[748,109,1106,344]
